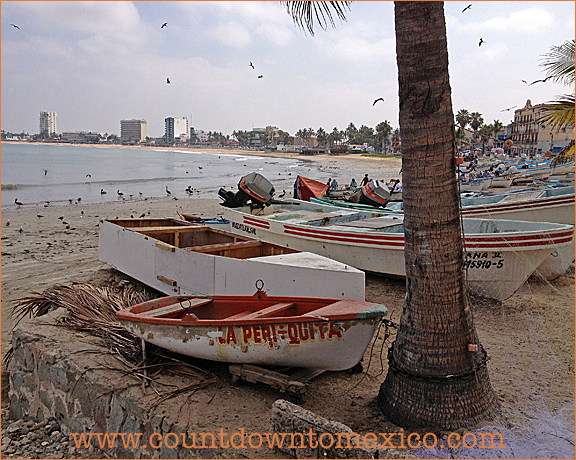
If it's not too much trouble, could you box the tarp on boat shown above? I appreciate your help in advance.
[295,176,329,201]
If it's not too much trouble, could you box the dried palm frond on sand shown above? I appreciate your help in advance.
[8,281,219,414]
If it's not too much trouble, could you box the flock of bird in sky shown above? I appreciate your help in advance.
[7,4,558,133]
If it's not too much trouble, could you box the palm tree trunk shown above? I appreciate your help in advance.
[377,1,500,429]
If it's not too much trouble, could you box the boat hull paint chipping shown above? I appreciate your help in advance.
[117,294,388,370]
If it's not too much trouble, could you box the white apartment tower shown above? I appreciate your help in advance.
[39,111,58,136]
[120,119,147,143]
[165,117,188,142]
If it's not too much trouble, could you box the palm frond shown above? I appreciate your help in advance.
[541,39,575,87]
[541,94,575,129]
[282,1,351,35]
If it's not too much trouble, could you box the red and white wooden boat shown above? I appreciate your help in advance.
[116,292,387,370]
[218,199,574,301]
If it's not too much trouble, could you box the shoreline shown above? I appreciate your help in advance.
[1,140,403,165]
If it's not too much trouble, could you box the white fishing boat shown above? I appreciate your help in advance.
[218,199,573,301]
[387,186,575,280]
[99,218,365,300]
[116,292,387,370]
[489,176,515,188]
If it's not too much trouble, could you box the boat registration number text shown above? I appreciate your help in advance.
[464,252,503,270]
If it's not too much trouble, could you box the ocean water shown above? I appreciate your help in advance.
[1,143,324,208]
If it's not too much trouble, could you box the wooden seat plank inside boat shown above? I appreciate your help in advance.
[187,240,296,259]
[140,298,213,318]
[241,302,297,320]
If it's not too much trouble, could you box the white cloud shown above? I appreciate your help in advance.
[315,27,395,63]
[448,7,555,35]
[484,8,554,33]
[212,20,252,48]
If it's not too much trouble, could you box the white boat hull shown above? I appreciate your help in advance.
[221,202,573,301]
[99,220,365,300]
[120,316,381,370]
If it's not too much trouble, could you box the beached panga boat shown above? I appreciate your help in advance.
[217,199,574,301]
[116,292,387,370]
[385,186,575,280]
[99,218,365,300]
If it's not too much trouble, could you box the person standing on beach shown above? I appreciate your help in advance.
[361,174,370,186]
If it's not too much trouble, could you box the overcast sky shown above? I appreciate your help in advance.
[2,1,574,138]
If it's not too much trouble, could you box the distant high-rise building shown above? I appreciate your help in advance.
[39,111,58,136]
[165,117,188,142]
[120,119,147,143]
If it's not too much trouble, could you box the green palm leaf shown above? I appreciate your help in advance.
[282,1,351,35]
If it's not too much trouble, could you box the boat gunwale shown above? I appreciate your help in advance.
[116,295,386,325]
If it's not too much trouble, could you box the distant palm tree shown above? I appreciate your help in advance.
[540,40,575,129]
[376,120,393,153]
[316,127,328,147]
[283,0,500,430]
[455,109,471,130]
[492,120,504,140]
[345,122,358,143]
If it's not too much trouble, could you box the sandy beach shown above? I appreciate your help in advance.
[1,150,574,456]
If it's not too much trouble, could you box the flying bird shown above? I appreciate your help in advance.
[10,24,20,30]
[462,4,472,12]
[529,76,553,85]
[521,79,528,84]
[501,105,517,112]
[166,78,171,84]
[478,38,484,47]
[372,97,385,106]
[258,75,263,79]
[249,62,254,69]
[14,198,23,207]
[278,190,286,198]
[43,169,48,175]
[161,22,167,28]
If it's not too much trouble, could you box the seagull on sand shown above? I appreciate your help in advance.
[14,198,23,207]
[6,220,10,227]
[100,189,107,194]
[10,24,20,30]
[278,190,286,198]
[161,22,167,28]
[372,97,385,106]
[478,38,484,47]
[139,212,146,218]
[165,186,171,195]
[117,190,124,197]
[19,226,23,233]
[462,4,472,12]
[58,216,64,220]
[37,213,44,218]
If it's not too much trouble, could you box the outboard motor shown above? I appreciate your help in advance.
[347,180,390,207]
[218,172,275,208]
